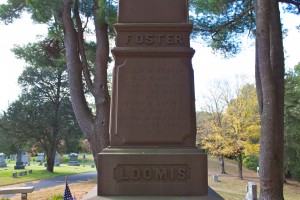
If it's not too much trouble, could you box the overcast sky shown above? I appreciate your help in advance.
[0,1,299,111]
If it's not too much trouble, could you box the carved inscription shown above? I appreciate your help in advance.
[114,164,191,182]
[116,59,192,143]
[126,33,183,45]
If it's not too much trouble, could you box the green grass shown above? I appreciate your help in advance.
[0,153,96,186]
[207,156,300,200]
[1,154,299,200]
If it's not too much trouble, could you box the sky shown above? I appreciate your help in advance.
[0,1,299,111]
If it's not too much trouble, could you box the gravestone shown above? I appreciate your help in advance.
[21,153,30,166]
[98,0,208,196]
[10,154,16,160]
[212,174,219,182]
[37,153,45,162]
[54,152,60,166]
[0,153,7,167]
[14,149,25,169]
[245,182,258,200]
[82,154,86,162]
[68,153,80,166]
[12,172,17,178]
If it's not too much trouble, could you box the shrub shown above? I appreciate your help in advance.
[243,155,259,171]
[49,194,63,200]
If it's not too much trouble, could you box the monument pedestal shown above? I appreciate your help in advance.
[98,148,207,196]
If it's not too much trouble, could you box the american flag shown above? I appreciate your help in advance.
[63,177,73,200]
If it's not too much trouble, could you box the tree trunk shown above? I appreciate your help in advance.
[219,155,226,174]
[269,2,285,198]
[255,0,284,199]
[61,0,110,168]
[237,153,243,180]
[46,139,57,172]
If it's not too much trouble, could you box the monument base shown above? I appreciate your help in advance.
[82,186,223,200]
[14,165,25,170]
[68,162,80,166]
[98,147,208,196]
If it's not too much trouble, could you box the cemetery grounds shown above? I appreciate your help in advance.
[1,155,300,200]
[0,153,96,186]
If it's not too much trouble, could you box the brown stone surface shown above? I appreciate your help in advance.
[109,57,196,146]
[98,0,208,197]
[118,0,188,23]
[113,24,192,47]
[98,148,208,196]
[83,187,223,200]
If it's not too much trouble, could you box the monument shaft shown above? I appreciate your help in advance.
[98,0,208,196]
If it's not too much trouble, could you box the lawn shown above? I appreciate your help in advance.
[0,153,96,186]
[207,156,300,200]
[1,155,300,200]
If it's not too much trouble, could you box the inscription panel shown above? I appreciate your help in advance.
[114,164,191,182]
[113,59,194,144]
[116,32,190,47]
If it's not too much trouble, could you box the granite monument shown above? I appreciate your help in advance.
[98,0,208,196]
[14,149,25,170]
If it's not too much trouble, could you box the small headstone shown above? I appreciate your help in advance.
[0,153,7,167]
[23,171,28,175]
[21,153,30,165]
[55,152,60,166]
[12,172,17,178]
[37,153,45,162]
[68,153,80,166]
[14,149,25,170]
[245,182,258,200]
[10,154,16,160]
[212,174,219,182]
[29,169,33,174]
[19,171,23,176]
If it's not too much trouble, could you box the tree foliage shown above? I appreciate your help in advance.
[223,84,260,156]
[0,0,118,167]
[198,81,260,178]
[0,39,83,172]
[197,81,232,174]
[284,63,300,181]
[190,0,256,56]
[223,83,260,179]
